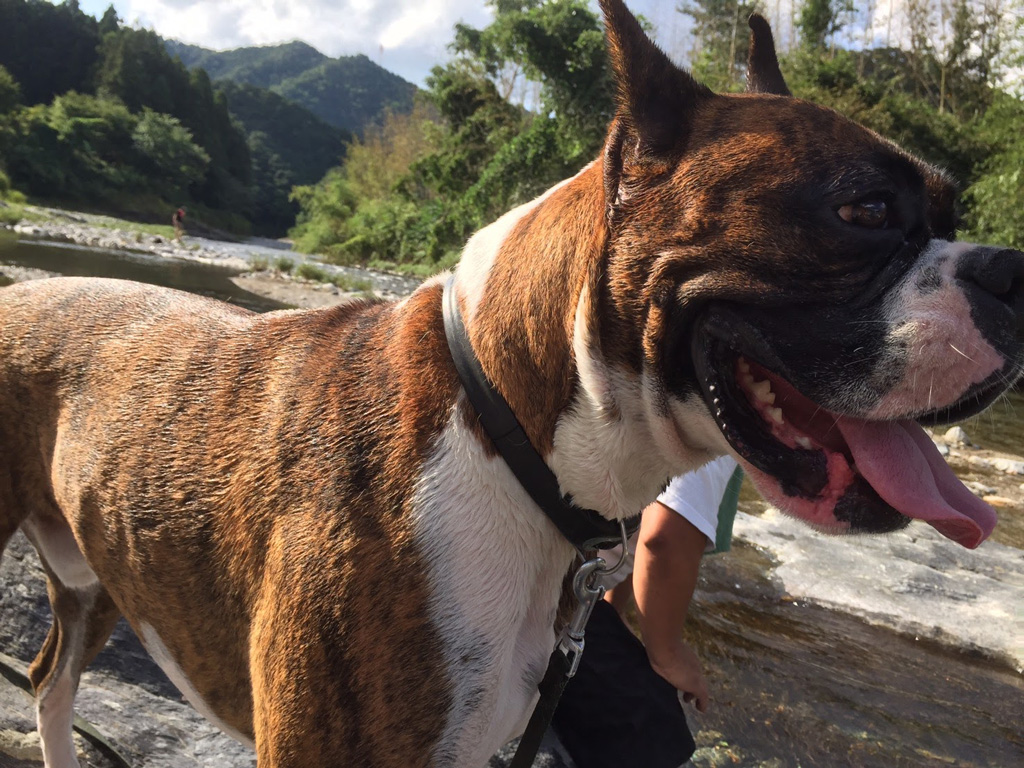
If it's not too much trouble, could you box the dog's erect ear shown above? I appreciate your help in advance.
[746,14,791,96]
[600,0,710,145]
[599,0,712,212]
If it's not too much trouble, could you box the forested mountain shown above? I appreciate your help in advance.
[0,0,252,230]
[166,40,328,90]
[217,81,349,233]
[217,82,348,186]
[0,0,396,235]
[165,41,417,135]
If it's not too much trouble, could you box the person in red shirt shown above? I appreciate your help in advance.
[172,206,186,242]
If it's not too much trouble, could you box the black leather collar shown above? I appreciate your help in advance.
[442,277,640,552]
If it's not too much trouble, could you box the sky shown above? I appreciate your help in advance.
[70,0,689,85]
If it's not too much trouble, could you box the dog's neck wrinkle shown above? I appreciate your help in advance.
[464,164,610,457]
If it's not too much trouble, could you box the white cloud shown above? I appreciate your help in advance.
[113,0,492,84]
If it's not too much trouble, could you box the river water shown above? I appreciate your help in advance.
[2,232,1022,767]
[0,229,290,312]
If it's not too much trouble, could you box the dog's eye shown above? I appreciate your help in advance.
[837,201,888,229]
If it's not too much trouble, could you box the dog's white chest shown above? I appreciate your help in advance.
[410,406,575,767]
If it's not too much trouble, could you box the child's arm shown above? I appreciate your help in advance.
[632,500,710,712]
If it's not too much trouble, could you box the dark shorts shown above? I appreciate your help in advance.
[551,600,696,768]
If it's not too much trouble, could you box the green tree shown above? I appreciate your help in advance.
[964,92,1024,248]
[95,26,252,217]
[0,65,20,198]
[680,0,763,91]
[248,131,297,235]
[897,0,1005,119]
[290,100,441,263]
[292,0,614,268]
[5,92,141,200]
[796,0,852,52]
[0,0,101,105]
[453,0,613,151]
[98,3,118,36]
[414,0,613,259]
[131,109,210,197]
[0,64,20,114]
[96,27,181,115]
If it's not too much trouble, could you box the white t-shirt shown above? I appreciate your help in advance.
[597,455,739,588]
[656,455,739,549]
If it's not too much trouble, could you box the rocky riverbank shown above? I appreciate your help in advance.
[7,209,248,269]
[3,206,423,304]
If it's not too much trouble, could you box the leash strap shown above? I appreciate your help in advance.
[441,276,639,551]
[508,648,573,768]
[0,653,134,768]
[508,557,607,768]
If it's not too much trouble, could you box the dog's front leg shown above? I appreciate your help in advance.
[249,524,452,768]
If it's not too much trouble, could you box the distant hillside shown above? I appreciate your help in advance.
[164,40,417,134]
[274,56,416,134]
[165,40,327,90]
[217,81,351,234]
[217,81,348,186]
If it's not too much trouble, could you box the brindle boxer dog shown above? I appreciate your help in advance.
[1,2,1021,766]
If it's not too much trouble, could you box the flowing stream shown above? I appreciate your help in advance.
[2,231,1022,767]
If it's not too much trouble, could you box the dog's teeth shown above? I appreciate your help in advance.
[738,359,751,374]
[742,374,755,387]
[796,436,813,449]
[751,380,773,402]
[769,407,784,424]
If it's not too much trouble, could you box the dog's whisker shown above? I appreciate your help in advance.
[947,342,975,362]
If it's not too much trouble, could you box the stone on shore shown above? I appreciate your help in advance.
[733,509,1024,671]
[943,425,971,445]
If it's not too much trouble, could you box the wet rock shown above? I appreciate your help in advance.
[0,534,256,768]
[490,735,575,767]
[0,728,42,761]
[990,457,1024,475]
[944,426,971,446]
[967,455,1024,475]
[964,480,997,497]
[982,494,1018,508]
[734,509,1024,669]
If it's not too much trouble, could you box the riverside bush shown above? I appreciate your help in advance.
[295,262,328,282]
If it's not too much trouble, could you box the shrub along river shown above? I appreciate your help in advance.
[1,230,1022,767]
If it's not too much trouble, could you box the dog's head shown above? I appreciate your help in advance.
[595,0,1024,548]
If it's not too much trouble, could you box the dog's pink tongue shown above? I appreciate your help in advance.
[835,418,997,549]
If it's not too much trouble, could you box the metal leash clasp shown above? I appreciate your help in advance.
[558,558,606,679]
[558,520,631,679]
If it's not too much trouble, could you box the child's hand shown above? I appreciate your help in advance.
[647,640,709,713]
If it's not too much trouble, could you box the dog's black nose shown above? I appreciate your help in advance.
[957,246,1024,314]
